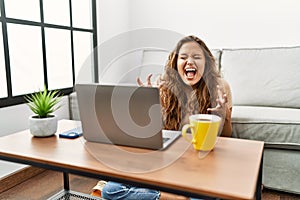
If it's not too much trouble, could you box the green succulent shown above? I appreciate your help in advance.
[25,85,62,118]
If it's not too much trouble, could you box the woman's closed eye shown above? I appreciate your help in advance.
[179,56,187,60]
[179,55,202,60]
[193,54,202,59]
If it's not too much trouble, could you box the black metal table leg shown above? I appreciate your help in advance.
[63,172,70,190]
[255,151,264,200]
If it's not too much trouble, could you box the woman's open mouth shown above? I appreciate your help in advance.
[185,68,197,79]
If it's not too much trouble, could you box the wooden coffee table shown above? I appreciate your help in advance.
[0,119,264,200]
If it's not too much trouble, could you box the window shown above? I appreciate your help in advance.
[43,0,70,26]
[72,0,92,29]
[0,0,97,107]
[44,27,73,90]
[5,0,40,22]
[73,31,94,83]
[7,24,44,95]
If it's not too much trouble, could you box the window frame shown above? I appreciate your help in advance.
[0,0,98,108]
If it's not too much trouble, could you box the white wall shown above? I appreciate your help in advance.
[98,0,300,49]
[97,0,130,43]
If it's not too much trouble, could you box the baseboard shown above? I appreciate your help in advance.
[0,166,46,193]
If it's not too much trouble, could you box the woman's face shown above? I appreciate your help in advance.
[177,41,205,86]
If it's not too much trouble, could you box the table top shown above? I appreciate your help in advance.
[0,119,264,199]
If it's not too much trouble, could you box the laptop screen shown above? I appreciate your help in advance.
[76,84,165,149]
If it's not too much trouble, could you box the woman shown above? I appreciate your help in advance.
[101,35,233,200]
[138,35,232,136]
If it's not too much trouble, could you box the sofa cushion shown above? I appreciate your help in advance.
[221,46,300,108]
[232,106,300,149]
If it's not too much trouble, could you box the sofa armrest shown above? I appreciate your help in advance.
[69,92,80,120]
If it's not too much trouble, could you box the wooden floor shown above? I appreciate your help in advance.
[0,169,299,200]
[0,170,99,200]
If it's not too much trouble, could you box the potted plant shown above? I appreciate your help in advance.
[25,85,62,137]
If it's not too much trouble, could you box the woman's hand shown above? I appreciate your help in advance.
[207,85,228,119]
[137,74,153,87]
[137,74,164,87]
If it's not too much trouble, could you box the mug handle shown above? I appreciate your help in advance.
[182,124,195,144]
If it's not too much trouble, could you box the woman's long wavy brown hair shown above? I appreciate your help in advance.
[160,35,220,130]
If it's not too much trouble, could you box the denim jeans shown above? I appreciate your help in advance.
[102,181,160,200]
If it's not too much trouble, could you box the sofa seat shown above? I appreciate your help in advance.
[232,106,300,150]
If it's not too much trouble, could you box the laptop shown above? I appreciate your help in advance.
[75,83,181,150]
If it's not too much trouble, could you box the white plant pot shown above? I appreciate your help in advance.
[29,115,58,137]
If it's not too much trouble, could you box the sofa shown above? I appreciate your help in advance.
[220,46,300,194]
[69,46,300,195]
